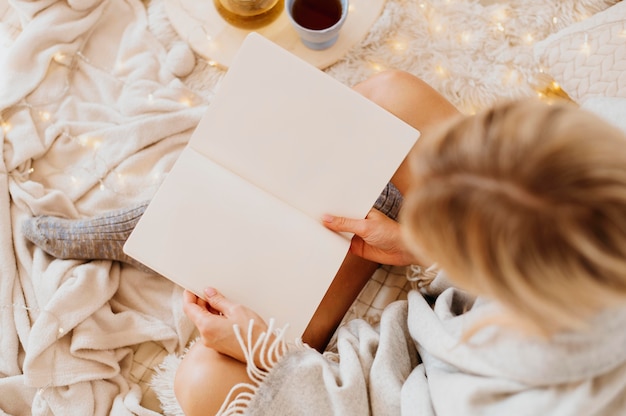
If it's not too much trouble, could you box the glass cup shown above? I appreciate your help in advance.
[214,0,284,29]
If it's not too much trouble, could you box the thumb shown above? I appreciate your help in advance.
[203,287,233,315]
[322,214,365,235]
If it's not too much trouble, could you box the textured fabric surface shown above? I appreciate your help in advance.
[581,96,626,133]
[246,287,626,416]
[373,182,403,221]
[534,1,626,103]
[1,0,622,414]
[0,0,200,414]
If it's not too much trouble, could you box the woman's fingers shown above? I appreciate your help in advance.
[182,287,270,365]
[182,290,211,325]
[204,287,237,316]
[323,209,420,266]
[323,209,391,242]
[322,213,368,235]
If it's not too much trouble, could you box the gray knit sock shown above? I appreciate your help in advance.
[22,201,155,273]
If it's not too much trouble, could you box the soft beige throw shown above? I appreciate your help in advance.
[1,0,202,413]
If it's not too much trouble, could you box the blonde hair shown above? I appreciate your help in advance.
[401,98,626,336]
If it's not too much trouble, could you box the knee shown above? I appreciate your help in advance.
[174,343,214,416]
[354,70,428,104]
[355,70,459,129]
[174,342,251,416]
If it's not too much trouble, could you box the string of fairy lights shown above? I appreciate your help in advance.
[182,0,589,110]
[380,1,601,109]
[1,46,207,198]
[0,0,599,313]
[0,0,611,401]
[0,0,598,200]
[1,37,207,400]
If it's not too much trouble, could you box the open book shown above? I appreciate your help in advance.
[123,33,419,342]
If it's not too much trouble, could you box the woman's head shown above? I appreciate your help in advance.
[401,98,626,335]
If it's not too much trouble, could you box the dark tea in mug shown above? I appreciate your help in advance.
[291,0,343,30]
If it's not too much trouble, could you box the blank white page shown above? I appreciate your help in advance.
[125,148,350,339]
[190,33,420,221]
[124,33,420,340]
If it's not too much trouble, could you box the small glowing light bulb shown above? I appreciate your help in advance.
[91,138,102,149]
[492,8,507,23]
[435,64,448,78]
[116,172,126,187]
[504,69,519,84]
[580,33,590,55]
[53,52,69,65]
[369,62,385,72]
[389,37,408,53]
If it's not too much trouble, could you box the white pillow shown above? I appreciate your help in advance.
[534,1,626,103]
[581,96,626,134]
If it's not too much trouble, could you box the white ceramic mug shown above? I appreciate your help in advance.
[285,0,349,50]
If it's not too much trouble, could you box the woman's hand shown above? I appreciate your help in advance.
[182,287,270,366]
[322,208,421,266]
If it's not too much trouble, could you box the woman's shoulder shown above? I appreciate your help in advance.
[408,284,626,385]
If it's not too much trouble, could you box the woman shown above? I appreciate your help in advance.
[22,70,626,415]
[174,70,626,415]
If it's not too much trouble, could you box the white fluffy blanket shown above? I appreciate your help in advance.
[1,0,201,414]
[0,0,618,414]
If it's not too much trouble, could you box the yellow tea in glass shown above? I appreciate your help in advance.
[214,0,284,29]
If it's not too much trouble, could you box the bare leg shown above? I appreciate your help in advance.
[174,71,460,415]
[303,252,380,351]
[174,344,251,416]
[353,70,460,194]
